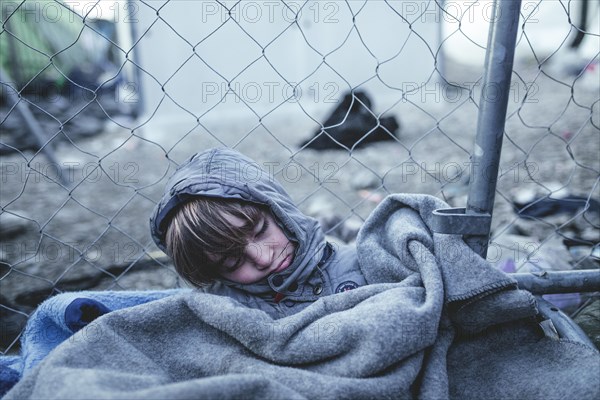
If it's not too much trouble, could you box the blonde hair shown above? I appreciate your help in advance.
[165,197,265,286]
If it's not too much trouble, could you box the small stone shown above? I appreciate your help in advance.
[512,218,554,239]
[65,114,105,138]
[536,236,575,271]
[305,195,335,217]
[489,234,573,272]
[544,182,570,199]
[544,213,572,227]
[580,227,600,242]
[357,190,384,204]
[489,234,537,269]
[42,96,69,115]
[0,212,31,239]
[317,215,341,238]
[511,187,537,205]
[338,217,363,243]
[304,196,344,237]
[574,212,600,232]
[569,246,600,270]
[349,171,380,190]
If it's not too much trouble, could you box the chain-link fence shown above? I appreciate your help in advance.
[1,0,599,353]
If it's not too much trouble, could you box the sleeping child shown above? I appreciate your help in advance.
[150,147,366,317]
[6,149,597,400]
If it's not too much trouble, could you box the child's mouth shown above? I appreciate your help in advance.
[273,253,293,273]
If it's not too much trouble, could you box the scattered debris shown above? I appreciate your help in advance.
[358,190,384,204]
[350,171,381,190]
[492,234,574,273]
[514,195,600,219]
[301,90,400,150]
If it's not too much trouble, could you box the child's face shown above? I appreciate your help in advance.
[214,211,296,284]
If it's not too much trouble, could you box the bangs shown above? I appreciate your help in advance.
[201,200,264,253]
[165,197,266,285]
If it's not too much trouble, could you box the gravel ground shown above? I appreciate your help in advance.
[1,59,598,352]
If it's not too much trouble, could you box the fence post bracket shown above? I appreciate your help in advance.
[431,207,492,235]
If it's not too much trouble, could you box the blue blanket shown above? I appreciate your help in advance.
[0,289,186,396]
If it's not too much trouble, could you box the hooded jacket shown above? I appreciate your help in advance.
[150,148,366,318]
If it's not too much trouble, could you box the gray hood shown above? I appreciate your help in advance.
[150,148,327,294]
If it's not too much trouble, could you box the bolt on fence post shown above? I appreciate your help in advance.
[464,0,522,258]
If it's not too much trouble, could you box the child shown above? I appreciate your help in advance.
[150,148,366,317]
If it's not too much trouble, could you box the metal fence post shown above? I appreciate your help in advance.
[429,0,522,254]
[429,3,599,298]
[433,0,599,346]
[464,0,522,258]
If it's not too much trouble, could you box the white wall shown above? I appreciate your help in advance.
[129,0,440,132]
[441,0,600,66]
[117,0,598,145]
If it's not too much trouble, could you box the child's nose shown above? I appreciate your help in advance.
[245,243,272,269]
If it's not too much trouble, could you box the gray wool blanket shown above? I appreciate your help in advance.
[5,194,599,400]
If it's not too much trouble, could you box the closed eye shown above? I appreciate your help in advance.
[221,256,242,273]
[220,216,270,273]
[223,258,242,272]
[255,217,270,237]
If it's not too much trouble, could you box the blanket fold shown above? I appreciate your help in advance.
[4,194,599,400]
[356,194,536,335]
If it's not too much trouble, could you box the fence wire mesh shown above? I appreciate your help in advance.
[1,0,599,353]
